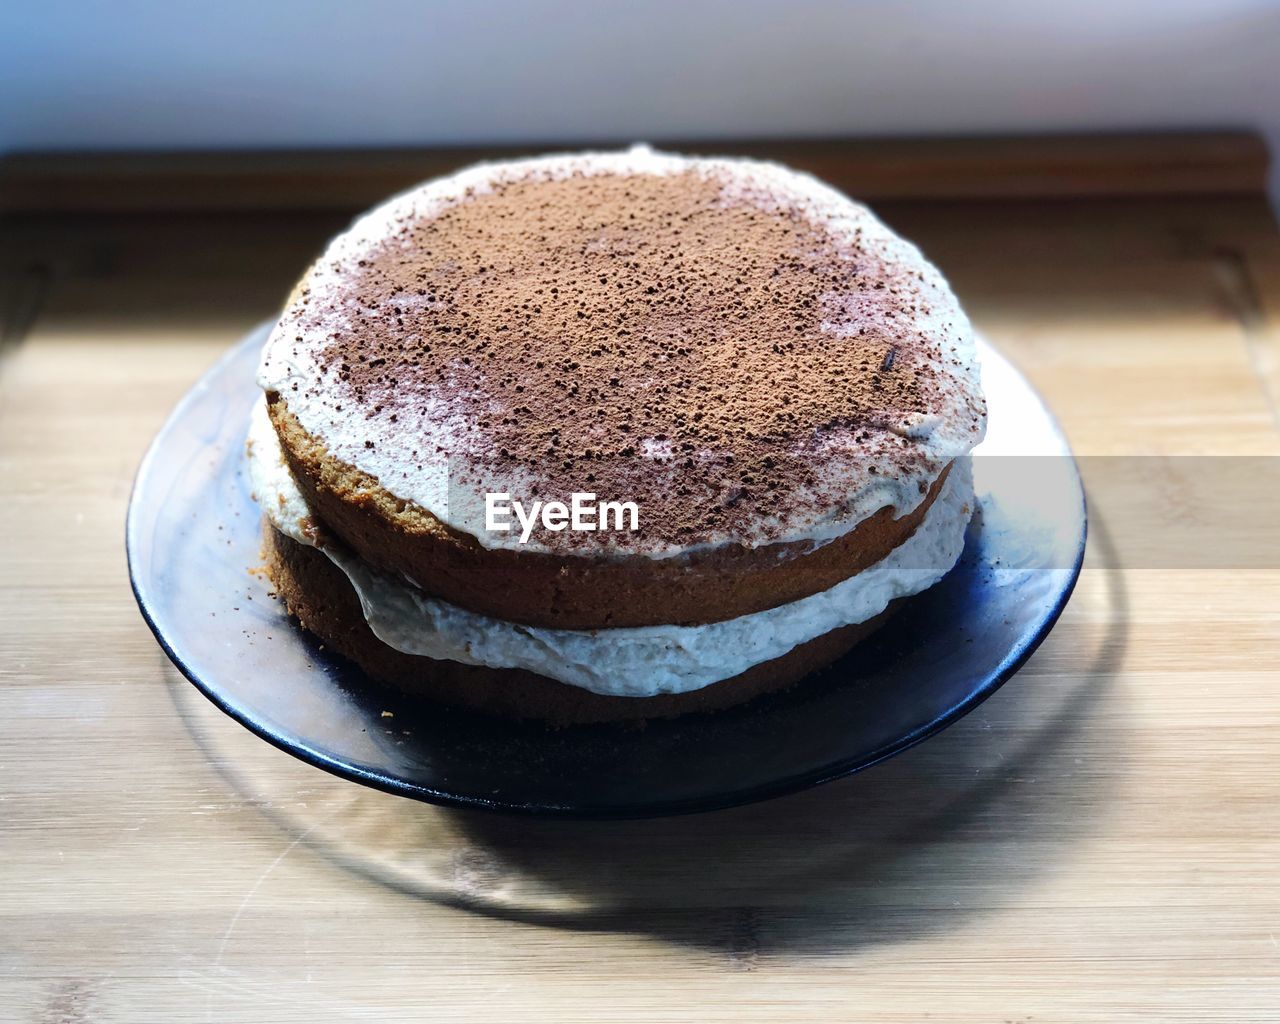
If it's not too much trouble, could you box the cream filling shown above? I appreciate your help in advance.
[248,399,973,697]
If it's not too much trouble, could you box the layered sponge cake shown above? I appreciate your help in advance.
[249,146,986,723]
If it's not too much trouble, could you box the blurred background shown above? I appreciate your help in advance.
[3,0,1278,201]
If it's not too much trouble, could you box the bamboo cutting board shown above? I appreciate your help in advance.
[1,135,1278,1022]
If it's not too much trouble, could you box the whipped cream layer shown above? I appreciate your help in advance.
[257,146,985,559]
[248,400,973,697]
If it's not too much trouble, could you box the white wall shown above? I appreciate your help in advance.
[2,0,1278,188]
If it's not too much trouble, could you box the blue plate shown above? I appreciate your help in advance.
[128,325,1085,818]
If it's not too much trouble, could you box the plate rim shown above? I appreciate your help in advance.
[127,325,1087,819]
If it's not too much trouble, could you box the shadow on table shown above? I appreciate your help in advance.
[170,511,1128,959]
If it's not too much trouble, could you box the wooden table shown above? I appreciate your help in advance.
[3,136,1279,1022]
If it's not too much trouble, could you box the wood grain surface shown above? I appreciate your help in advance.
[1,132,1268,213]
[2,137,1279,1022]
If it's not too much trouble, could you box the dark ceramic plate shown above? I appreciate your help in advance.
[128,324,1085,818]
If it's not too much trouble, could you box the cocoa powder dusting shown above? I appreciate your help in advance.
[291,169,979,551]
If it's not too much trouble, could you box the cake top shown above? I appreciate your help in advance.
[259,147,985,557]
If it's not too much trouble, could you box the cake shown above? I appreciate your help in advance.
[248,146,986,724]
